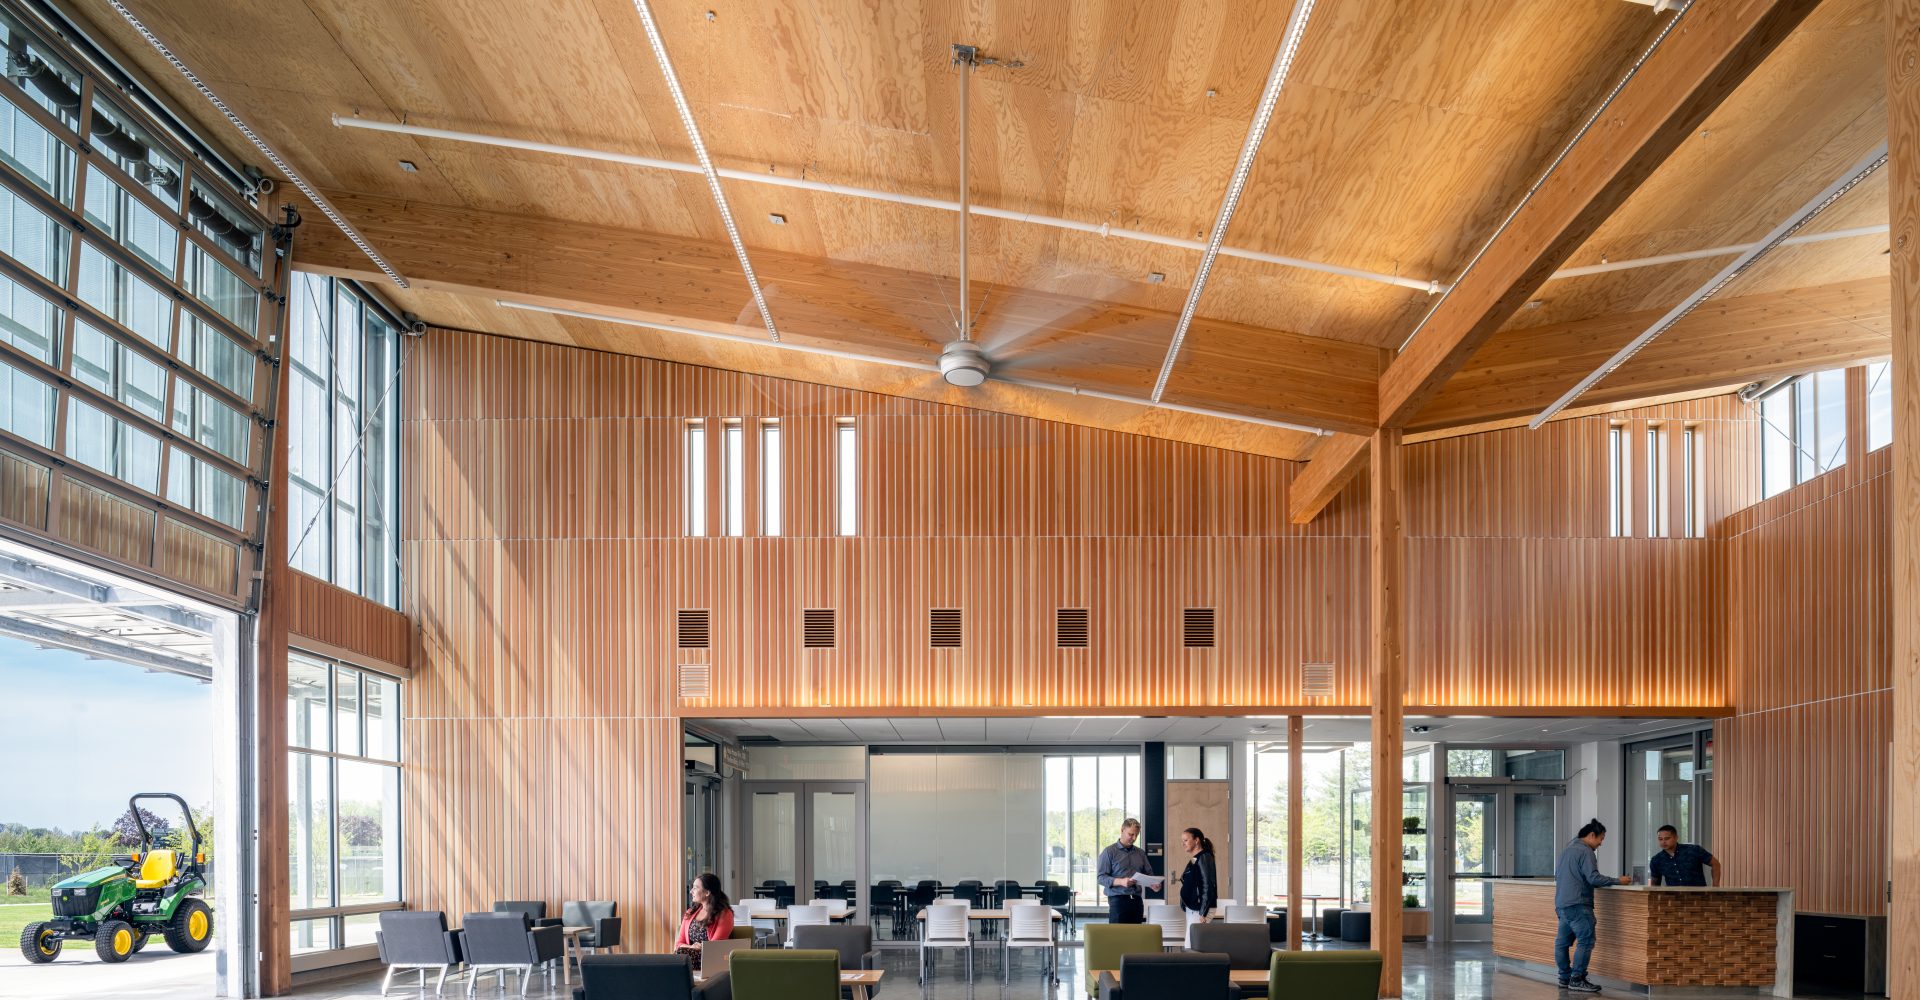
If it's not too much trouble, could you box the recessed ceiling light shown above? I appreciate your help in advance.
[397,160,417,172]
[1148,272,1165,283]
[768,213,787,225]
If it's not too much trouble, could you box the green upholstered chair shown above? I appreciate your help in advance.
[1083,923,1165,996]
[731,948,840,1000]
[1267,949,1383,1000]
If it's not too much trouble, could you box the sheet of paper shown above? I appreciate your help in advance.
[1133,873,1165,888]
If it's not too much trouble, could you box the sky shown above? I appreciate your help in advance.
[0,636,212,831]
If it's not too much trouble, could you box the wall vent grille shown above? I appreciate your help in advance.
[676,609,711,649]
[1183,607,1217,648]
[1056,608,1090,649]
[803,608,837,649]
[1302,661,1335,698]
[930,608,963,648]
[676,662,711,699]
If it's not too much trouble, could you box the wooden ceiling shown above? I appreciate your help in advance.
[76,0,1891,459]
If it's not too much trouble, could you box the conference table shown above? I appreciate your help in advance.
[757,908,858,921]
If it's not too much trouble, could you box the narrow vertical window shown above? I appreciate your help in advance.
[760,419,782,536]
[1646,426,1668,538]
[722,418,744,537]
[835,417,857,536]
[1607,425,1627,537]
[1868,361,1892,452]
[1682,426,1698,538]
[685,419,707,536]
[1759,388,1793,499]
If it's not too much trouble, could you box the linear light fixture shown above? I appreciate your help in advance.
[332,115,1438,293]
[104,0,408,288]
[1548,224,1889,279]
[492,299,1330,436]
[1396,0,1695,353]
[1150,0,1319,403]
[628,0,779,342]
[1529,140,1888,428]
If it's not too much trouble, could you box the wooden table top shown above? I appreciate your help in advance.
[915,907,1063,920]
[1092,969,1267,987]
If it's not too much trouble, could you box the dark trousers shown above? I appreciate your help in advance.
[1107,894,1144,924]
[1554,904,1597,981]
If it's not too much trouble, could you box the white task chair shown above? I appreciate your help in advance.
[807,897,850,917]
[1223,904,1269,924]
[1145,901,1188,949]
[783,904,829,947]
[1002,900,1056,985]
[920,901,973,984]
[741,897,779,943]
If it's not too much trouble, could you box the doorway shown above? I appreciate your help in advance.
[1440,780,1565,941]
[742,781,866,919]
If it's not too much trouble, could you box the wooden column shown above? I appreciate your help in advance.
[255,282,294,997]
[1288,715,1304,950]
[1889,3,1920,993]
[1369,429,1405,994]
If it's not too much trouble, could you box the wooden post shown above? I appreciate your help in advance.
[1288,715,1304,950]
[1370,429,1405,994]
[255,284,293,996]
[1888,2,1920,992]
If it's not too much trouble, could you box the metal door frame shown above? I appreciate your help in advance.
[1435,779,1566,942]
[741,780,869,925]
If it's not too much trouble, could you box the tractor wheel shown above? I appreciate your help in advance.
[130,929,150,953]
[95,920,136,963]
[19,922,61,963]
[164,898,213,954]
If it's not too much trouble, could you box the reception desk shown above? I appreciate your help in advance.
[1491,879,1794,997]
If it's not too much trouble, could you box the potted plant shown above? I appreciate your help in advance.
[1403,893,1420,909]
[1402,815,1422,835]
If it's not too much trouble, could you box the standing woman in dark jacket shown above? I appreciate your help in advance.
[1178,827,1218,932]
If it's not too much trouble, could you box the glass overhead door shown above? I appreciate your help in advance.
[1440,782,1564,941]
[743,781,866,921]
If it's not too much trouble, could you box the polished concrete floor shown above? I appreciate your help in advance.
[0,939,1858,1000]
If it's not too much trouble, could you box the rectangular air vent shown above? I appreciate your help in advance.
[1302,661,1335,698]
[803,608,837,649]
[677,609,711,649]
[1183,607,1216,648]
[676,662,711,699]
[1056,608,1090,649]
[930,608,962,648]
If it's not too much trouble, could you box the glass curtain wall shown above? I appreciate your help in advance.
[1041,753,1141,904]
[286,273,400,607]
[1244,741,1379,907]
[0,7,274,597]
[287,651,403,961]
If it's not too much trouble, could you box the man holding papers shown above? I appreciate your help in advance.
[1096,817,1159,924]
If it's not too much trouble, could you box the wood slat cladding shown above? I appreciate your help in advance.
[1719,443,1892,916]
[284,570,412,670]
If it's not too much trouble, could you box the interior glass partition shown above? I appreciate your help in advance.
[1041,752,1141,904]
[1623,727,1714,876]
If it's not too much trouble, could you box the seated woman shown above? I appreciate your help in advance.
[674,872,735,965]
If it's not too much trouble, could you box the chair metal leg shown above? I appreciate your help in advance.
[435,966,449,996]
[380,965,397,996]
[519,968,532,998]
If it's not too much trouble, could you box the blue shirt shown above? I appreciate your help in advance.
[1096,841,1152,897]
[1649,844,1715,887]
[1554,838,1616,908]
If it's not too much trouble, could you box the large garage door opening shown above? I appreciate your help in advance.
[0,534,245,998]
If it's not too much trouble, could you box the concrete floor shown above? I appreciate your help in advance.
[0,939,1856,1000]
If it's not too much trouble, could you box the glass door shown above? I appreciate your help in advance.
[742,781,867,921]
[684,774,721,889]
[1439,782,1564,941]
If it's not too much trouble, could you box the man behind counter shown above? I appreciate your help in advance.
[1648,824,1720,887]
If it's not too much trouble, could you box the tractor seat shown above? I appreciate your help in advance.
[136,850,179,889]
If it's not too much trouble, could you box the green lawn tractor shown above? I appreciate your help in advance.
[20,793,214,963]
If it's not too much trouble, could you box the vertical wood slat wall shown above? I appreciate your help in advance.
[1719,445,1892,916]
[397,331,1762,946]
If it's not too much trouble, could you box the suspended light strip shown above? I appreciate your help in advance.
[629,0,779,342]
[1396,0,1695,353]
[332,115,1440,293]
[1528,140,1888,429]
[493,299,1330,436]
[1549,224,1890,279]
[1150,0,1318,403]
[104,0,408,288]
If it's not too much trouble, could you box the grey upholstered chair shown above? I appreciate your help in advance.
[570,954,732,1000]
[461,912,565,996]
[792,923,880,997]
[375,910,462,996]
[1096,952,1240,1000]
[1189,923,1273,996]
[493,900,563,927]
[562,899,622,955]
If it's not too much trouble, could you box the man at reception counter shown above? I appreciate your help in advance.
[1648,824,1721,887]
[1554,818,1633,994]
